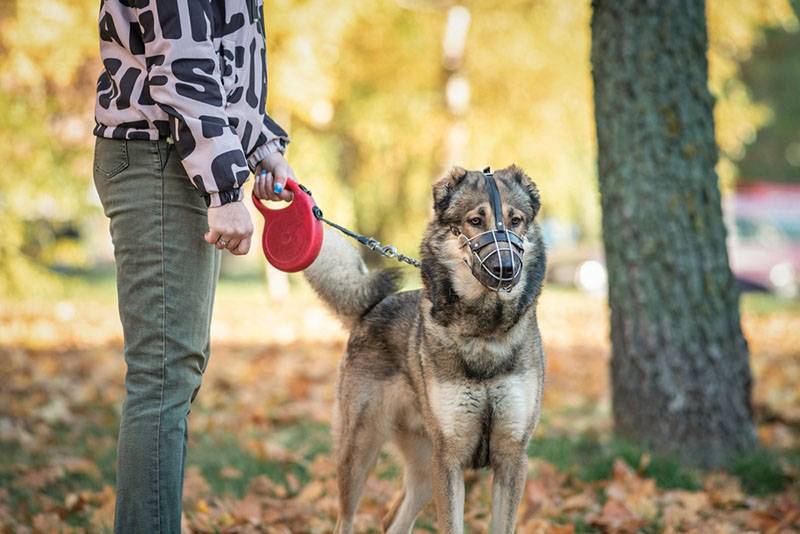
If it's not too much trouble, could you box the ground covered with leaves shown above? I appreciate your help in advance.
[1,278,799,533]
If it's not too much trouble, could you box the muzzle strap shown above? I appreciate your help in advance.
[483,168,506,230]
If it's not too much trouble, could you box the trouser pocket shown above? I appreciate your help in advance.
[93,137,133,218]
[93,137,129,179]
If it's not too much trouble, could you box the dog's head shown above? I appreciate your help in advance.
[422,165,544,303]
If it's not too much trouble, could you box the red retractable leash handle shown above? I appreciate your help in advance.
[252,178,324,273]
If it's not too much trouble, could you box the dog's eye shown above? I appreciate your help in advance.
[510,216,523,226]
[468,217,482,227]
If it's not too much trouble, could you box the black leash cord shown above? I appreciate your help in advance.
[298,167,498,271]
[298,184,421,268]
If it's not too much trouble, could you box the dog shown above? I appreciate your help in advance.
[304,165,547,533]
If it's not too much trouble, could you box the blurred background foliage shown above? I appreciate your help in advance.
[0,0,798,295]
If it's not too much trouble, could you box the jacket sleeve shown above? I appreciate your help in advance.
[135,2,248,207]
[246,112,291,171]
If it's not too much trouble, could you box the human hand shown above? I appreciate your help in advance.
[254,152,296,202]
[204,200,254,255]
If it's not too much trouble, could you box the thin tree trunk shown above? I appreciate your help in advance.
[591,0,756,467]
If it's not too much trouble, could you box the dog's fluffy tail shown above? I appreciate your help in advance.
[304,227,401,327]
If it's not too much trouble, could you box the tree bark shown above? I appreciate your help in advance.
[591,0,756,467]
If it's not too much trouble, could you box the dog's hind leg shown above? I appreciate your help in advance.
[334,390,387,534]
[382,434,432,534]
[489,450,528,534]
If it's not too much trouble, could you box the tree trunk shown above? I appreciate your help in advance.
[591,0,756,467]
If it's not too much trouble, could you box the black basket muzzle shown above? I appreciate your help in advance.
[454,169,525,292]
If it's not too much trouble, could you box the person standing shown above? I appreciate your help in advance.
[93,2,292,532]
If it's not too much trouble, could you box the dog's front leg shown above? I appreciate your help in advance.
[431,452,465,534]
[490,450,528,533]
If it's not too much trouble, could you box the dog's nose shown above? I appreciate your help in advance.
[492,261,515,279]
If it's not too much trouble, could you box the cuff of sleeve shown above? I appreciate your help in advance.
[205,187,244,208]
[247,137,288,172]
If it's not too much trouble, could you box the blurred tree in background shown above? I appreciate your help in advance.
[0,1,99,294]
[707,0,798,185]
[738,0,800,181]
[0,0,796,295]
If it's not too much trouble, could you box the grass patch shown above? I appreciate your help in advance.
[270,419,331,460]
[530,433,800,495]
[414,517,437,532]
[189,433,300,497]
[188,419,330,497]
[741,292,800,315]
[573,518,600,533]
[0,446,105,529]
[376,452,401,481]
[528,434,700,490]
[727,447,790,495]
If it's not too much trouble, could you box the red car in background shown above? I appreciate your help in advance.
[725,182,800,298]
[546,182,800,299]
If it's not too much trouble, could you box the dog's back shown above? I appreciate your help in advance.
[343,290,422,380]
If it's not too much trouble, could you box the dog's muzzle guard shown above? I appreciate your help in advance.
[452,169,525,292]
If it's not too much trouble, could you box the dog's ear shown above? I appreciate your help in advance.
[432,166,468,213]
[508,165,541,218]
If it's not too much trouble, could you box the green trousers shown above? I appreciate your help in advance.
[93,137,221,534]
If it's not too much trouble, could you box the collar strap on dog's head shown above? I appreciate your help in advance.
[483,167,505,231]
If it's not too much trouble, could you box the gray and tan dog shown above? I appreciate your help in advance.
[304,165,547,534]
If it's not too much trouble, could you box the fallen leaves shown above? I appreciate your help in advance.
[705,473,747,508]
[607,460,657,516]
[590,499,647,533]
[661,490,711,531]
[0,289,798,532]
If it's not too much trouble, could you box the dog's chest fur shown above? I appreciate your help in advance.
[415,309,542,468]
[425,369,540,468]
[421,299,533,380]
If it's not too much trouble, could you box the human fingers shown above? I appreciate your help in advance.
[234,235,251,256]
[207,202,253,253]
[271,165,295,202]
[222,213,253,254]
[254,169,269,200]
[215,235,231,250]
[224,237,242,253]
[263,171,282,202]
[205,228,221,245]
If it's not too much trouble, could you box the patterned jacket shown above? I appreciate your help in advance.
[94,0,289,207]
